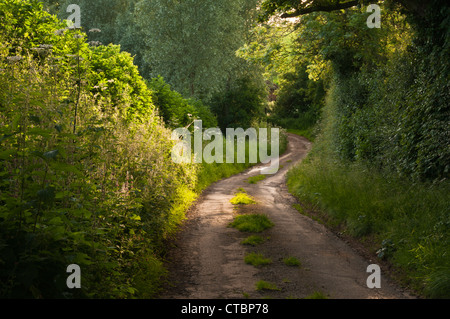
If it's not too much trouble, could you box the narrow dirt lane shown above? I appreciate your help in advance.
[160,134,413,299]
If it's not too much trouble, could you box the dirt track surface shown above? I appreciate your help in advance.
[160,134,414,299]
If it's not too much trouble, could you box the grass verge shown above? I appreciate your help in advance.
[287,156,450,298]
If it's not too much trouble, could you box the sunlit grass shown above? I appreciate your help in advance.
[229,214,274,233]
[287,155,450,298]
[230,192,257,205]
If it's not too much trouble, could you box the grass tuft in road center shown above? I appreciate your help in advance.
[229,214,274,233]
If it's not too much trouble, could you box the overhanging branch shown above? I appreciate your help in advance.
[280,0,361,18]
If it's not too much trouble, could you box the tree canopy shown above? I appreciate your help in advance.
[258,0,434,21]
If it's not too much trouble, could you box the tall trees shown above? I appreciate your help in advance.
[135,0,260,100]
[255,0,449,180]
[51,0,266,127]
[54,0,149,75]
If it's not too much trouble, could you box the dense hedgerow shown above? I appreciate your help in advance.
[147,76,218,129]
[286,2,450,298]
[0,0,285,298]
[0,0,199,298]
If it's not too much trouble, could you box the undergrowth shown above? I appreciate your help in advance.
[286,88,450,298]
[0,0,286,299]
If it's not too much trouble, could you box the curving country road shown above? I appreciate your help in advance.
[160,133,414,299]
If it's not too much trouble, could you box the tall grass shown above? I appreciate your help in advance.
[286,89,450,298]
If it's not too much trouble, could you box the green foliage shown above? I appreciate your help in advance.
[255,280,280,291]
[230,192,257,205]
[0,0,197,298]
[287,144,450,297]
[55,0,149,75]
[267,63,325,138]
[304,291,328,299]
[292,4,449,181]
[229,214,274,233]
[273,64,325,119]
[1,0,61,51]
[244,252,272,267]
[238,14,326,140]
[241,235,267,246]
[210,76,267,130]
[87,44,154,121]
[147,76,217,129]
[282,256,301,267]
[135,0,260,100]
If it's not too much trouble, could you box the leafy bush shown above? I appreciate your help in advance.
[271,63,325,122]
[283,256,301,267]
[301,5,450,181]
[0,0,197,298]
[210,76,266,130]
[148,76,217,129]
